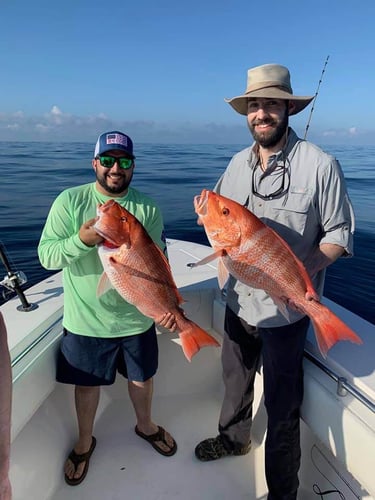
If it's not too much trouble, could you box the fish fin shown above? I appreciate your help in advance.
[179,324,220,362]
[307,302,362,357]
[187,250,225,268]
[217,259,229,290]
[270,294,290,322]
[96,272,113,297]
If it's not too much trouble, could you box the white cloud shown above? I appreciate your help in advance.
[320,127,372,143]
[0,108,374,145]
[45,106,67,125]
[35,123,50,132]
[50,105,62,115]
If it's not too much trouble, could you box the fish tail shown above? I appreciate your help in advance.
[308,302,362,357]
[178,323,220,362]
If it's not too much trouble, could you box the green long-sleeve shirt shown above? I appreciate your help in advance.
[38,183,166,337]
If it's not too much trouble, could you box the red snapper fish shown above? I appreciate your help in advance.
[94,199,220,362]
[191,189,362,357]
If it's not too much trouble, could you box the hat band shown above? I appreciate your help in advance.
[245,81,292,95]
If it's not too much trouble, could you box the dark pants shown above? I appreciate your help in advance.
[219,306,309,500]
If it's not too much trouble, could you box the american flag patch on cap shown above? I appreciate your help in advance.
[106,133,128,146]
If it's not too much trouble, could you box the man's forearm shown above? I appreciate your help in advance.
[304,243,345,276]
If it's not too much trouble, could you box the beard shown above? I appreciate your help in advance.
[96,171,133,195]
[248,108,289,148]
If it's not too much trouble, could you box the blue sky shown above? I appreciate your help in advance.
[1,0,374,145]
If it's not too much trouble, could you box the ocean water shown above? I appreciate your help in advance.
[0,141,374,324]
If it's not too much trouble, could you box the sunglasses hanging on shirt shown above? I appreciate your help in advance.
[251,158,290,201]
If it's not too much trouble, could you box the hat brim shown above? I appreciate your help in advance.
[225,88,314,116]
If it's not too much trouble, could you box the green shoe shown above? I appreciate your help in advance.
[195,435,251,462]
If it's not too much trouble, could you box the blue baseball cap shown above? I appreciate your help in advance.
[94,131,135,159]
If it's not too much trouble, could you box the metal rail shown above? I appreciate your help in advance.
[11,317,63,369]
[304,350,375,414]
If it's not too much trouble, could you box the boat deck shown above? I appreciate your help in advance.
[51,391,268,500]
[10,328,371,500]
[5,239,375,499]
[9,323,274,500]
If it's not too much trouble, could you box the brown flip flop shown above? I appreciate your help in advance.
[135,425,177,457]
[64,436,97,486]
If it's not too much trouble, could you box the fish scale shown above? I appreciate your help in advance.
[102,244,179,308]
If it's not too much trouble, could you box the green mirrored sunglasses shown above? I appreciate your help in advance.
[97,156,134,169]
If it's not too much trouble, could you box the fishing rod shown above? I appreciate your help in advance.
[304,55,330,140]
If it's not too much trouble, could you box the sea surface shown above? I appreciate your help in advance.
[0,141,374,324]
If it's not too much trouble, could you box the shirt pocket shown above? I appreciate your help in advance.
[270,192,312,237]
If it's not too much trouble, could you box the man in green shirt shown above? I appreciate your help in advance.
[38,131,177,486]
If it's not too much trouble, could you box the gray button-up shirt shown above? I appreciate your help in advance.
[215,128,354,327]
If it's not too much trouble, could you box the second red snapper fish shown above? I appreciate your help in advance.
[94,199,220,362]
[191,189,362,357]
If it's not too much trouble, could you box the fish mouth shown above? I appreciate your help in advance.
[194,189,209,216]
[93,225,120,247]
[97,200,117,214]
[194,190,223,242]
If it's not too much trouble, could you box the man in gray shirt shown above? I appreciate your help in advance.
[195,64,354,500]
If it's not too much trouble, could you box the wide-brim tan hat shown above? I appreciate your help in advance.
[225,64,314,116]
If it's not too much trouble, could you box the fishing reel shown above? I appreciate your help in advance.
[1,271,28,301]
[0,244,38,312]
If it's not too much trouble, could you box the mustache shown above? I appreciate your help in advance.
[252,119,275,126]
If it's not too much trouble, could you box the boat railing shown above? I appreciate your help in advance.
[304,350,375,414]
[220,289,375,414]
[10,317,63,376]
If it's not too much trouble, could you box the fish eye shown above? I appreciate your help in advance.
[222,207,230,216]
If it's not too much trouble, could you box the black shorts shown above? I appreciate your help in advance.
[56,324,158,386]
